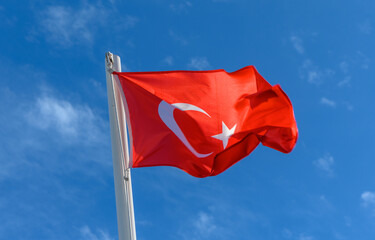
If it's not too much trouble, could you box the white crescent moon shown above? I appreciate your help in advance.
[158,100,213,158]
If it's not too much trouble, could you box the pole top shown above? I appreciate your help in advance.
[105,52,122,73]
[105,52,115,73]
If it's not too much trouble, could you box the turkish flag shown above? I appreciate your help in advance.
[113,66,297,178]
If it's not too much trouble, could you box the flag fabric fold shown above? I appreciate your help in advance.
[113,66,298,178]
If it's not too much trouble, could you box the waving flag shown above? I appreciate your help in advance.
[112,66,297,178]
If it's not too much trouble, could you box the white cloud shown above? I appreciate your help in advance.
[339,61,349,73]
[358,20,372,34]
[107,0,116,5]
[178,211,218,240]
[0,59,115,239]
[333,232,346,240]
[282,228,293,239]
[344,216,352,227]
[319,195,328,203]
[37,2,137,47]
[290,35,304,54]
[169,30,188,45]
[0,77,111,181]
[361,191,375,215]
[320,97,336,108]
[299,234,314,240]
[39,4,104,46]
[0,6,17,27]
[361,191,375,207]
[344,101,354,111]
[300,59,334,85]
[80,226,114,240]
[163,56,174,66]
[90,79,107,98]
[282,229,314,240]
[27,93,105,144]
[194,212,217,234]
[170,1,192,13]
[338,76,351,87]
[314,154,334,177]
[356,51,370,69]
[118,15,139,30]
[188,57,211,70]
[0,85,111,182]
[34,96,80,135]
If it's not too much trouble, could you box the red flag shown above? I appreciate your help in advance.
[113,66,298,178]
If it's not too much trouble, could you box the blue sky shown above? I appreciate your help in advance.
[1,0,375,239]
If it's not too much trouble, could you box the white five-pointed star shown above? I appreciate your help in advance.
[211,122,237,149]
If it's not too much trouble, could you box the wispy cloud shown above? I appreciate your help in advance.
[358,20,372,34]
[290,35,304,54]
[356,51,370,69]
[314,154,335,177]
[282,229,314,240]
[142,169,261,240]
[337,61,352,88]
[0,65,110,180]
[188,57,211,70]
[320,97,336,108]
[163,56,174,66]
[343,101,354,111]
[0,6,17,27]
[282,228,293,239]
[120,15,139,29]
[319,195,333,208]
[344,216,352,227]
[338,76,351,87]
[335,52,369,74]
[339,61,349,74]
[170,1,192,13]
[194,212,217,235]
[178,211,218,240]
[80,226,115,240]
[36,2,137,47]
[0,86,110,183]
[361,191,375,215]
[300,59,334,85]
[299,234,314,240]
[169,30,188,45]
[0,61,113,238]
[38,4,105,46]
[27,93,105,144]
[291,33,357,89]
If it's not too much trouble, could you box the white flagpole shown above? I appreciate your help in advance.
[105,52,137,240]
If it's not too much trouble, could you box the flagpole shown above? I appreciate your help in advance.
[105,52,137,240]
